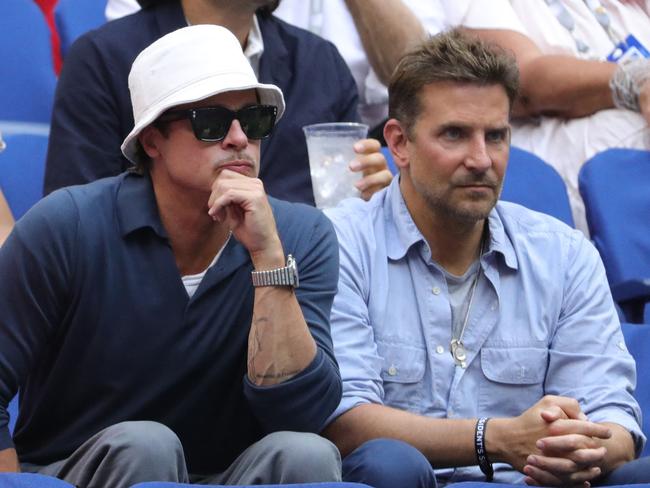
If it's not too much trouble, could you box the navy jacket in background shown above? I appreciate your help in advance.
[44,0,360,205]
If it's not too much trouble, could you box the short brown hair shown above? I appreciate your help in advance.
[129,117,176,174]
[388,29,519,137]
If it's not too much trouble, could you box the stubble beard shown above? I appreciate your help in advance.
[416,181,499,225]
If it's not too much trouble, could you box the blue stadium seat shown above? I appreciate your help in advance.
[381,145,574,226]
[621,323,650,458]
[0,474,74,487]
[0,0,57,123]
[579,149,650,323]
[501,146,574,227]
[0,132,49,219]
[132,484,373,488]
[55,0,108,58]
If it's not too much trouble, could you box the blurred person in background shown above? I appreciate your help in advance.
[46,0,391,204]
[422,0,650,234]
[273,0,437,141]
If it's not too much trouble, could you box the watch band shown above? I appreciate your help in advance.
[251,254,299,288]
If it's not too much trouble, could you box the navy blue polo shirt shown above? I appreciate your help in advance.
[0,172,341,473]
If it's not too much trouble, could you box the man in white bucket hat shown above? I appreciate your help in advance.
[46,0,393,206]
[0,25,342,487]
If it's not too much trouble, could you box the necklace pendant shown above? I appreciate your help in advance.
[450,339,468,369]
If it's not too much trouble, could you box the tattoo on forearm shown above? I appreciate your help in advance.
[248,313,300,382]
[253,370,301,380]
[247,323,262,378]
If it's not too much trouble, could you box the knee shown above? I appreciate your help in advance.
[102,421,184,466]
[343,438,436,488]
[261,431,341,482]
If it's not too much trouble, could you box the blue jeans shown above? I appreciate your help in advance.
[342,439,650,487]
[342,438,437,488]
[596,455,650,485]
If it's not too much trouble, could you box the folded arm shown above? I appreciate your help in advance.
[464,28,617,119]
[344,0,427,84]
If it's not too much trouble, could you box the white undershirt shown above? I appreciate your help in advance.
[181,233,232,298]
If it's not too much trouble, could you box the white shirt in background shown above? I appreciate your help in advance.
[505,0,650,234]
[105,0,138,21]
[274,0,443,129]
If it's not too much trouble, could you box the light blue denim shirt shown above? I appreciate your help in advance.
[325,177,643,484]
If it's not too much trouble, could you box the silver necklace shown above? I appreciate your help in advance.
[450,237,485,369]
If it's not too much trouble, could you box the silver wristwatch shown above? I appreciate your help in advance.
[251,254,299,288]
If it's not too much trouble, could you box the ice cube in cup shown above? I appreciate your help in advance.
[303,122,369,208]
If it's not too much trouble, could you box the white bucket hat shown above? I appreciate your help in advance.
[121,24,285,164]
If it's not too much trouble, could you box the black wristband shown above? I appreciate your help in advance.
[475,417,494,481]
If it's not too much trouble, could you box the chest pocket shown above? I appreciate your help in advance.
[377,339,426,413]
[479,347,548,417]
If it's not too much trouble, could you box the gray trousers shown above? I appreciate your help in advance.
[21,421,342,488]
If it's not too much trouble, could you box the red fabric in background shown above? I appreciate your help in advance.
[33,0,62,74]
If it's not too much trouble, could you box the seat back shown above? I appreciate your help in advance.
[0,133,49,219]
[621,323,650,457]
[55,0,107,58]
[501,147,574,227]
[0,473,75,487]
[131,484,374,488]
[0,0,57,123]
[579,149,650,322]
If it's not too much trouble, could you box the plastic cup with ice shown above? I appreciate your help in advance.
[303,122,369,208]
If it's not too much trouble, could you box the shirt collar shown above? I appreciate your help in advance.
[384,177,426,261]
[384,177,518,270]
[245,15,264,77]
[116,172,169,240]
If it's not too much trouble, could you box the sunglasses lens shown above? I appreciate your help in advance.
[188,105,277,142]
[238,106,277,139]
[192,107,232,141]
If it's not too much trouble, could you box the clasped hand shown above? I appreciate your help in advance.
[509,396,612,487]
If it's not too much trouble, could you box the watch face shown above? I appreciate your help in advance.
[288,254,299,288]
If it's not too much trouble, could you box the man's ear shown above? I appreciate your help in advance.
[138,126,161,159]
[383,119,410,171]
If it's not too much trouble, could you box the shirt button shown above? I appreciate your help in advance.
[388,365,398,376]
[618,341,626,351]
[491,303,497,311]
[436,345,445,354]
[432,286,441,295]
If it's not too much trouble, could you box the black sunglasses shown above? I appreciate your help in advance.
[156,104,277,142]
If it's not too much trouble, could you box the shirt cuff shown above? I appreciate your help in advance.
[590,407,646,457]
[243,348,341,433]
